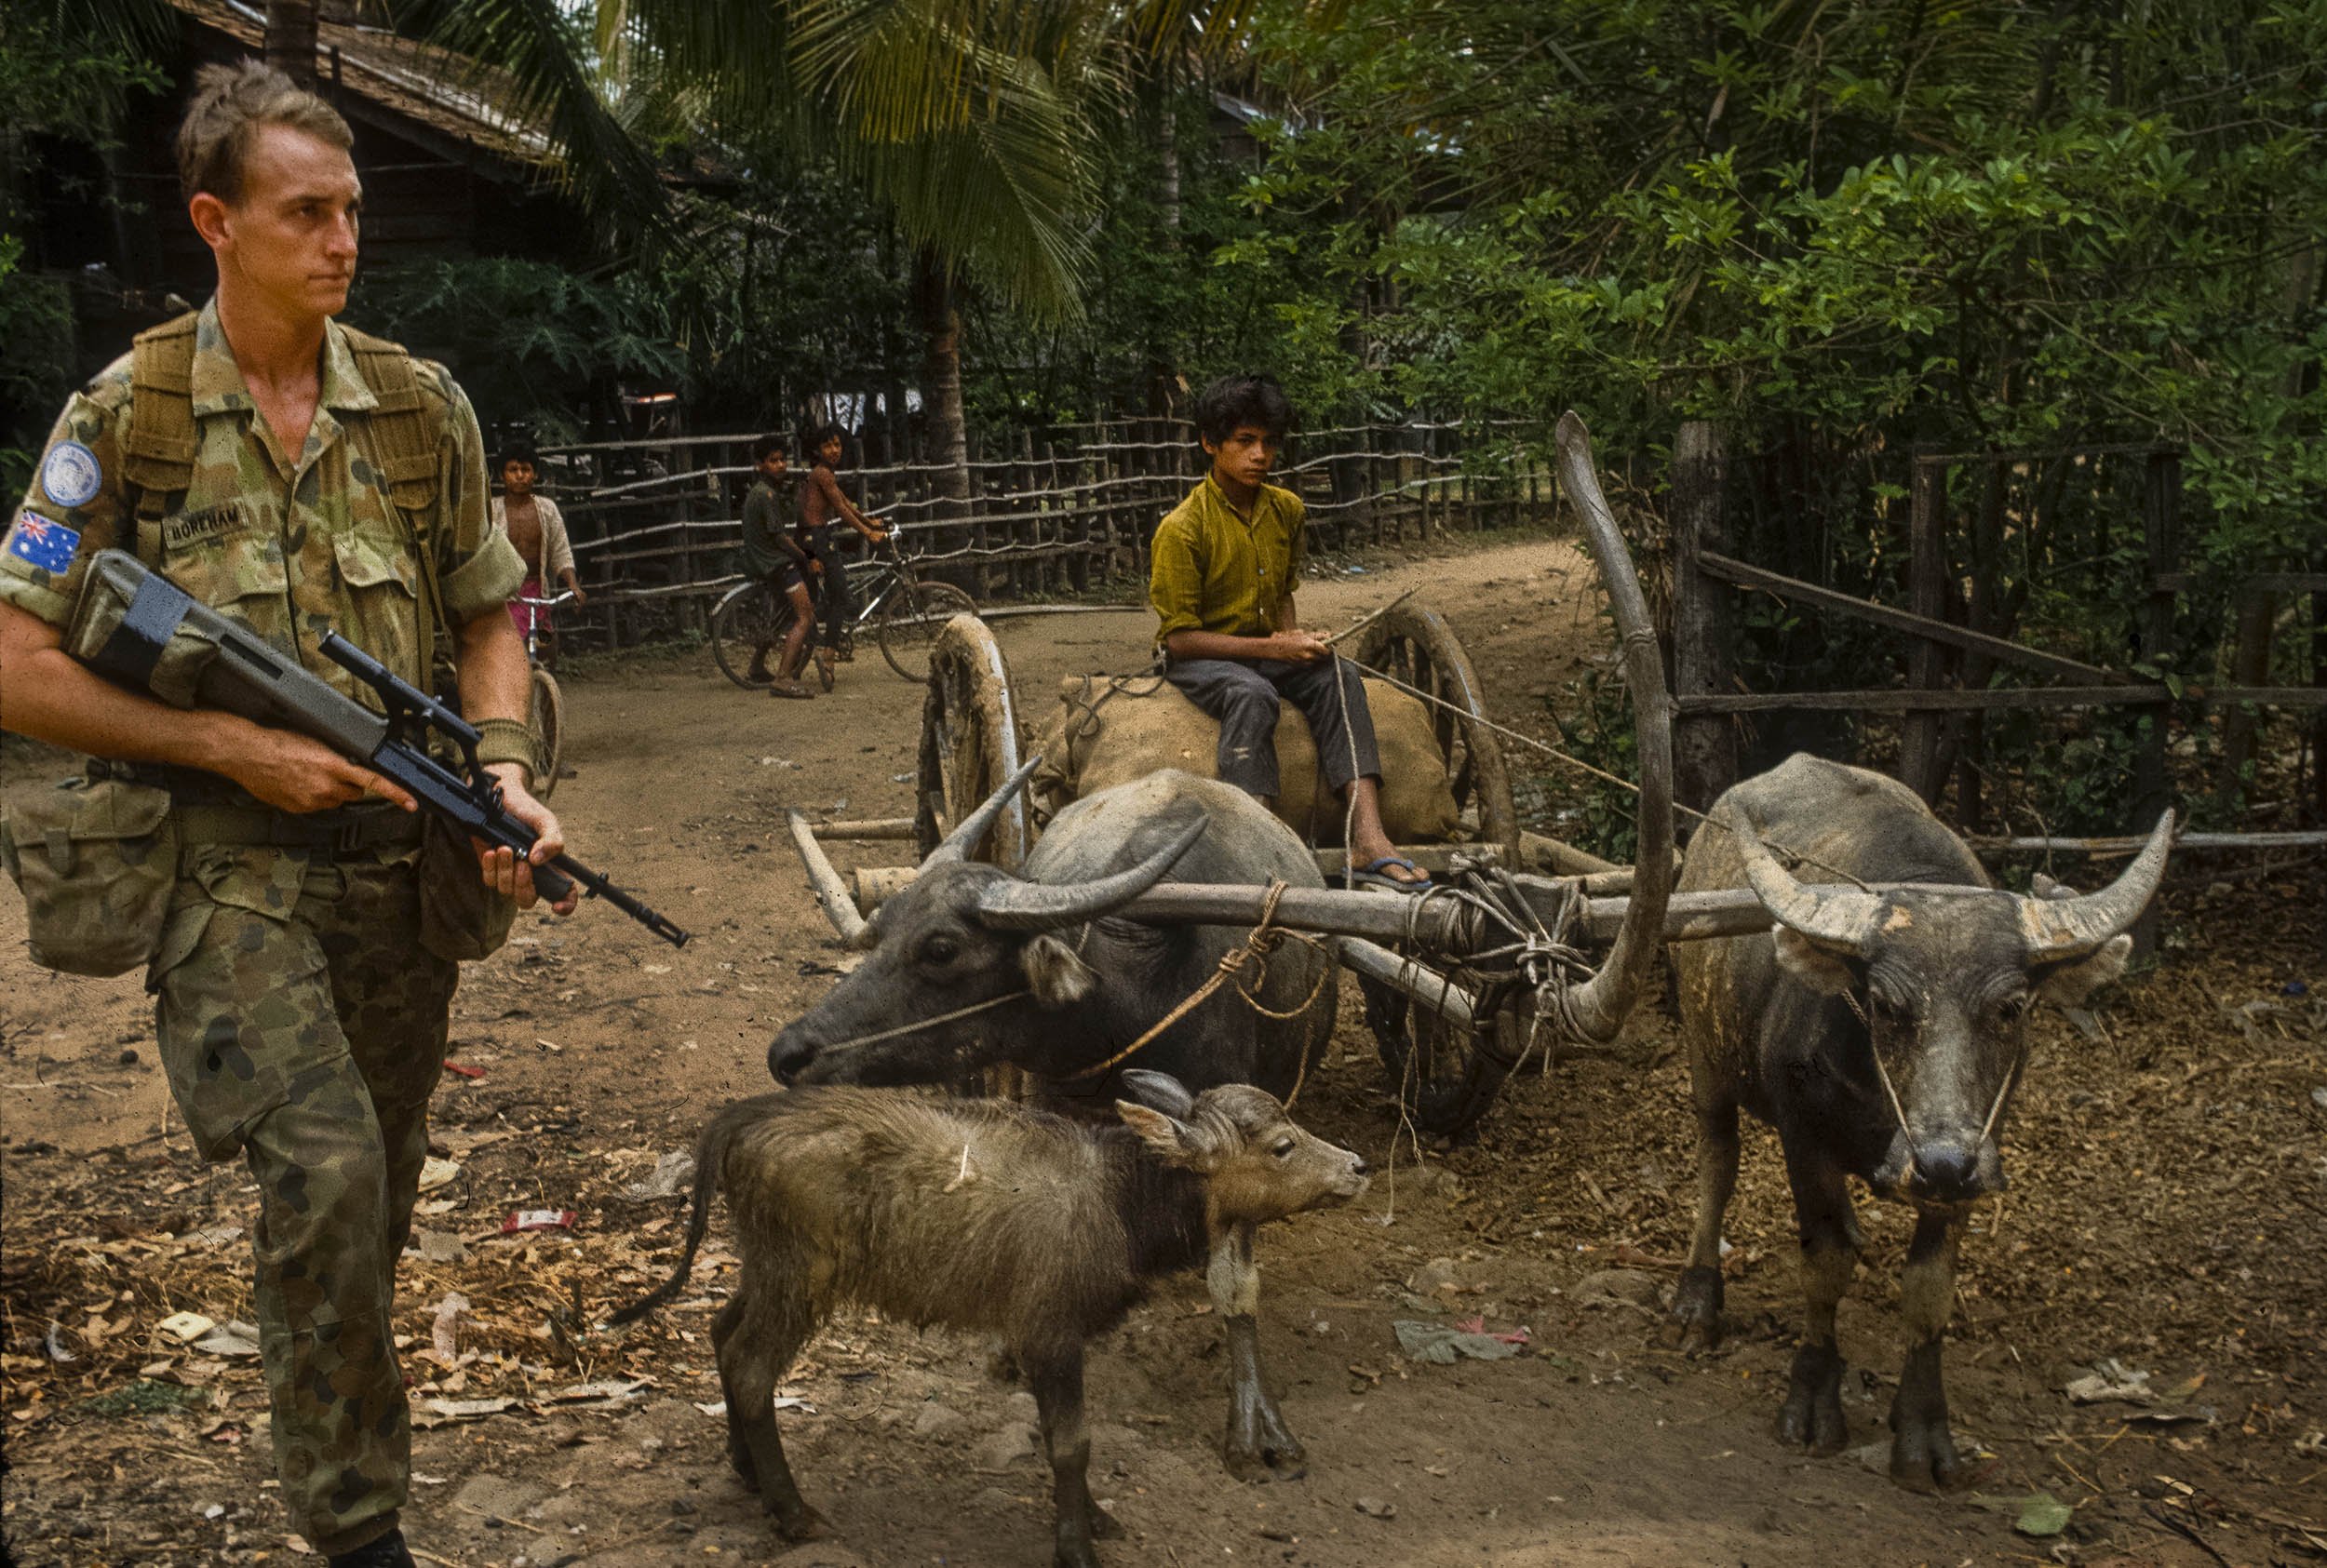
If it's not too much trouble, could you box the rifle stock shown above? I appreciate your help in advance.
[68,549,689,947]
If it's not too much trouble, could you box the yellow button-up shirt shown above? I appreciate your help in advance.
[1148,475,1307,643]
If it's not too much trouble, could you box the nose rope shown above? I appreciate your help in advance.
[1844,989,2028,1196]
[815,988,1031,1052]
[1061,879,1334,1092]
[1842,989,1923,1189]
[1977,1037,2029,1155]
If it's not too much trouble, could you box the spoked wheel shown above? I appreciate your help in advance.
[528,664,565,800]
[709,579,798,690]
[916,616,1032,1098]
[879,580,980,682]
[1362,977,1529,1143]
[1348,603,1518,860]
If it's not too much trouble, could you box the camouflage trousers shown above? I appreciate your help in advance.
[150,843,456,1557]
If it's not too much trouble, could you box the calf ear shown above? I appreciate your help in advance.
[1120,1068,1197,1120]
[1771,925,1859,996]
[2034,933,2132,1009]
[1020,931,1096,1008]
[1115,1102,1205,1168]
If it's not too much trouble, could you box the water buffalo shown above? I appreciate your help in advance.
[768,764,1337,1480]
[609,1071,1366,1567]
[1665,754,2171,1488]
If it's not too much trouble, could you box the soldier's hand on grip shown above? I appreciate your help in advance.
[226,722,418,814]
[477,763,578,914]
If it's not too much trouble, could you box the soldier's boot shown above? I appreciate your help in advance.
[329,1527,415,1568]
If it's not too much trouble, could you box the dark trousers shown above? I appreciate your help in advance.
[1165,655,1382,801]
[799,527,854,650]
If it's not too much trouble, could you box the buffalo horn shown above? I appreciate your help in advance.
[1734,825,1887,954]
[2019,809,2173,958]
[922,754,1045,868]
[1553,411,1676,1044]
[972,815,1207,932]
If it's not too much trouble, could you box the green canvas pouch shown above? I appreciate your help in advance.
[0,771,180,976]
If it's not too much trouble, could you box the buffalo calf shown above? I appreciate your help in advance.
[609,1071,1366,1567]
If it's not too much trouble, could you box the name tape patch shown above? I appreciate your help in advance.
[165,501,249,548]
[5,511,81,574]
[39,440,102,509]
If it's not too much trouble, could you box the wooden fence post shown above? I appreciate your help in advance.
[1900,452,1950,804]
[2132,449,2182,958]
[1671,420,1737,815]
[2214,582,2276,817]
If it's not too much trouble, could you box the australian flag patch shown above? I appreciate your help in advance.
[6,511,81,574]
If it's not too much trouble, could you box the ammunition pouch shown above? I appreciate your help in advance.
[0,771,180,977]
[418,814,516,962]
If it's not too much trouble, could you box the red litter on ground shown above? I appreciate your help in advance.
[442,1061,486,1079]
[1451,1317,1529,1346]
[501,1210,576,1234]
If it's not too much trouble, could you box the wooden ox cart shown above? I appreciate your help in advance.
[786,414,1782,1136]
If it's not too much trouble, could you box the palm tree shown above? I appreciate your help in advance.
[395,0,1271,492]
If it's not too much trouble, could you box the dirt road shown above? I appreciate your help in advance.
[5,532,2320,1566]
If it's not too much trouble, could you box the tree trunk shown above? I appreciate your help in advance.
[267,1,319,86]
[914,248,971,512]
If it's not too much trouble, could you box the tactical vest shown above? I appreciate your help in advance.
[116,310,457,677]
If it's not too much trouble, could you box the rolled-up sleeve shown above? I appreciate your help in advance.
[0,369,134,628]
[424,366,524,622]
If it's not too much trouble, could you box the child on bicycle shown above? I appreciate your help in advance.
[796,422,889,689]
[741,434,819,699]
[493,442,585,663]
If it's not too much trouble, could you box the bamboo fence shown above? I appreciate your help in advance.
[532,417,1553,649]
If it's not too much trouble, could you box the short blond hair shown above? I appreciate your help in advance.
[176,60,354,206]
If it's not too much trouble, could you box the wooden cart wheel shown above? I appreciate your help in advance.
[1361,978,1529,1143]
[1347,602,1518,861]
[915,613,1030,868]
[914,615,1033,1099]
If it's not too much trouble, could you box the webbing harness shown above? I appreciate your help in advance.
[119,311,457,678]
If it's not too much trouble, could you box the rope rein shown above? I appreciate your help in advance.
[1334,647,1876,893]
[1061,878,1334,1089]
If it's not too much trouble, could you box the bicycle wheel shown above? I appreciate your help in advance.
[878,581,979,682]
[709,580,795,690]
[528,664,565,800]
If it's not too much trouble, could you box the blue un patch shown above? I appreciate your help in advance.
[6,511,81,574]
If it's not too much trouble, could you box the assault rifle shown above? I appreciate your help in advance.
[67,549,690,947]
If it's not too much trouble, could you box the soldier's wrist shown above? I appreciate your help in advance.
[474,717,537,785]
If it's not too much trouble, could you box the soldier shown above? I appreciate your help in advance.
[0,63,572,1568]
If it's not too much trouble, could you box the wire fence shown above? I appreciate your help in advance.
[531,417,1556,649]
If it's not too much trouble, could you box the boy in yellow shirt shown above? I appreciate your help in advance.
[1148,375,1429,890]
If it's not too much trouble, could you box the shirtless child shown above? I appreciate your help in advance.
[492,443,585,661]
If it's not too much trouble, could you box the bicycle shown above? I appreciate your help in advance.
[709,529,977,690]
[515,591,571,799]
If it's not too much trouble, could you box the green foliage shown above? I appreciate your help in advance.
[0,1,169,495]
[355,258,685,444]
[1217,0,2325,830]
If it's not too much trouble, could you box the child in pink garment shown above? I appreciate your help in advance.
[491,443,585,649]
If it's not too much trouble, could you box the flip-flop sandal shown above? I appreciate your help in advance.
[1349,854,1434,892]
[768,680,815,700]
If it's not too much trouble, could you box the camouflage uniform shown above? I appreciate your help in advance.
[0,301,523,1557]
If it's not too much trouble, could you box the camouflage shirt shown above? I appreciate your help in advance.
[0,299,524,710]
